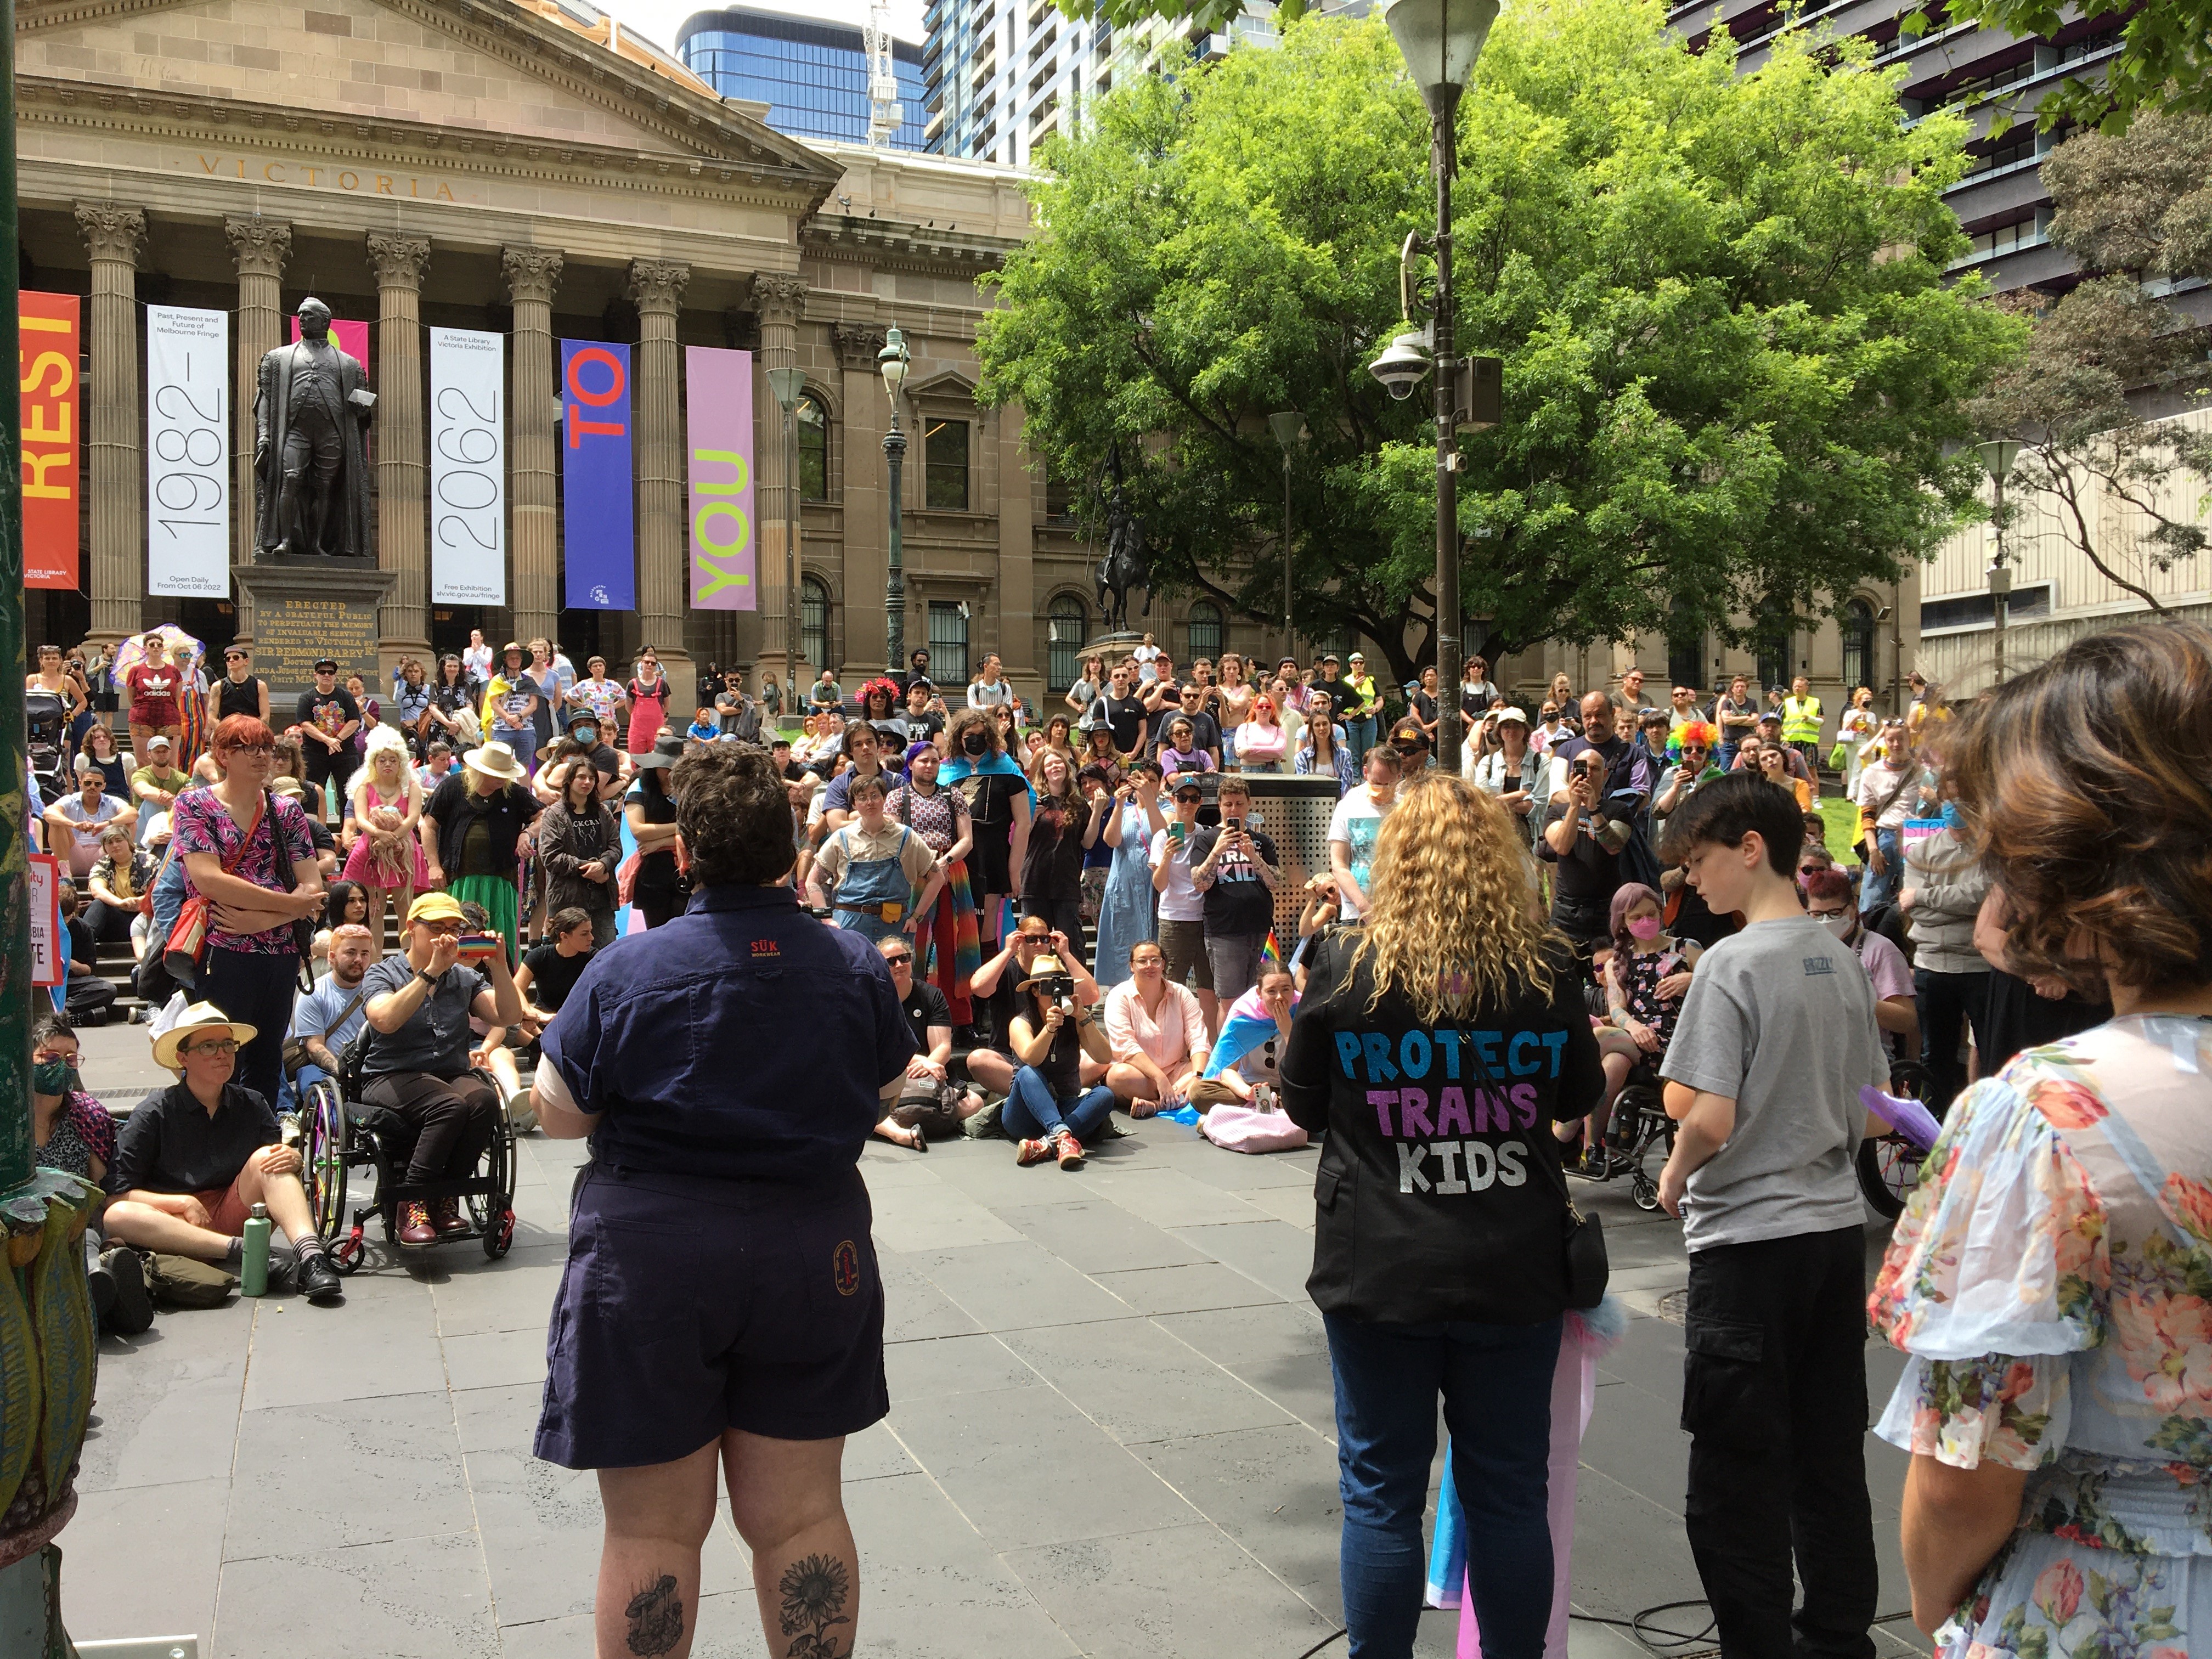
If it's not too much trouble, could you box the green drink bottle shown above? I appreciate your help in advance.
[242,1201,272,1297]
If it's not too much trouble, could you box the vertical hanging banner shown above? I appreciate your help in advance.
[684,346,757,611]
[21,291,80,590]
[560,339,634,611]
[290,313,371,380]
[430,328,506,605]
[146,305,232,598]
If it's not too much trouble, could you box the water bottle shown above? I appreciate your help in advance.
[241,1201,272,1297]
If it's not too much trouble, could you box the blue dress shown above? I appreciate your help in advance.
[1092,803,1157,989]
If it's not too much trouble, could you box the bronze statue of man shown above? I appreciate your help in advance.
[253,297,375,558]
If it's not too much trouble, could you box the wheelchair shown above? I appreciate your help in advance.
[1854,1058,1936,1220]
[297,1035,518,1273]
[1565,1059,1675,1212]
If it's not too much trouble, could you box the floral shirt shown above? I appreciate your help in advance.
[1871,1015,2212,1656]
[887,782,968,858]
[168,787,317,954]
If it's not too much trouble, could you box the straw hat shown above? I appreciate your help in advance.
[1015,952,1074,992]
[462,740,528,783]
[152,1002,257,1074]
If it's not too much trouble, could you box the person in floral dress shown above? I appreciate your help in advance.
[1869,618,2212,1657]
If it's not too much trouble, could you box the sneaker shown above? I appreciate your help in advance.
[101,1248,154,1335]
[397,1202,437,1246]
[505,1085,537,1134]
[1015,1137,1056,1166]
[1054,1130,1086,1171]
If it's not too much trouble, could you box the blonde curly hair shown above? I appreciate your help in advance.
[1349,772,1557,1023]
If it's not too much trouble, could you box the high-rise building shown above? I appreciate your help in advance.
[920,0,1283,165]
[1669,0,2125,296]
[679,5,928,150]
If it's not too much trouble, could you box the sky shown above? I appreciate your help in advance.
[602,0,928,57]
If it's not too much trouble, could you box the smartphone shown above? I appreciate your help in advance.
[1168,821,1187,847]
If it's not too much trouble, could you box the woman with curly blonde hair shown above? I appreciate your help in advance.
[1282,771,1605,1659]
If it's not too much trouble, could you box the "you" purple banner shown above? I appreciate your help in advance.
[684,345,756,611]
[561,339,634,611]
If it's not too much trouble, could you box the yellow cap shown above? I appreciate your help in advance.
[407,891,466,926]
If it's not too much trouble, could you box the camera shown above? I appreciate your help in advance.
[1368,331,1434,400]
[1043,975,1076,1004]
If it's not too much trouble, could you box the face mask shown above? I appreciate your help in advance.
[32,1057,72,1094]
[1626,916,1661,942]
[573,726,597,746]
[1816,912,1854,939]
[962,733,989,756]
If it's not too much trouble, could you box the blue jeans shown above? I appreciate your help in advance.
[1860,826,1901,909]
[1002,1070,1116,1144]
[1324,1310,1562,1659]
[1345,715,1378,766]
[280,1060,332,1117]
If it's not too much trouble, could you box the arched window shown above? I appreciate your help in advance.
[797,393,830,503]
[1187,601,1222,664]
[1667,599,1705,695]
[1047,594,1087,691]
[1841,599,1877,696]
[801,574,832,675]
[1756,627,1792,698]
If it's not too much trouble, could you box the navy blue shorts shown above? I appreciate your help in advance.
[535,1163,888,1469]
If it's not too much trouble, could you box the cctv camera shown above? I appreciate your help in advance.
[1368,331,1434,401]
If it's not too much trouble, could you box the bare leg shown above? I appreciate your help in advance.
[366,887,387,957]
[1105,1061,1158,1110]
[1199,988,1220,1043]
[962,1049,1014,1096]
[724,1429,858,1659]
[871,1118,924,1150]
[477,1045,524,1098]
[595,1440,720,1659]
[235,1150,322,1246]
[103,1194,234,1262]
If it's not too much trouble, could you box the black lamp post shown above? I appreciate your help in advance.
[1268,410,1305,663]
[879,325,912,677]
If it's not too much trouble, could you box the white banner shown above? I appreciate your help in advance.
[146,305,231,598]
[430,326,506,605]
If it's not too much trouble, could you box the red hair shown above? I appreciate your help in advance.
[1802,869,1855,907]
[211,714,275,751]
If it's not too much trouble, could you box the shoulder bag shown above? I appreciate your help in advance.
[163,791,264,983]
[282,985,370,1083]
[266,790,318,983]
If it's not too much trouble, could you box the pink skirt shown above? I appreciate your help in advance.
[343,828,431,890]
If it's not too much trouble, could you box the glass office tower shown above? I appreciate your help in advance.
[679,6,927,149]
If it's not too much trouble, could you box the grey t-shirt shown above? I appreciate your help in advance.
[1658,914,1888,1252]
[358,952,489,1080]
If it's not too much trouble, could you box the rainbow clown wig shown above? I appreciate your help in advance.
[1667,721,1718,760]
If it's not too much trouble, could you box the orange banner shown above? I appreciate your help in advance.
[21,291,80,589]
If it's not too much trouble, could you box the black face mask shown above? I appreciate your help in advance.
[962,733,989,757]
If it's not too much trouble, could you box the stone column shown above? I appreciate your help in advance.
[503,247,563,647]
[834,323,888,680]
[225,217,291,578]
[630,258,692,678]
[997,400,1037,692]
[76,203,147,647]
[368,233,433,670]
[753,273,807,669]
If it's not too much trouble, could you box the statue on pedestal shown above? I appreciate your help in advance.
[253,297,375,560]
[1095,445,1153,635]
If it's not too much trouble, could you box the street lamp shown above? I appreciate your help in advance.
[1372,0,1500,776]
[766,367,806,707]
[1977,438,2021,686]
[878,325,912,677]
[1267,410,1305,664]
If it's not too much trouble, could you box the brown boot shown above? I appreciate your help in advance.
[432,1199,471,1238]
[397,1201,436,1245]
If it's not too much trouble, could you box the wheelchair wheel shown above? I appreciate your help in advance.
[301,1081,357,1269]
[1857,1134,1924,1219]
[471,1111,518,1260]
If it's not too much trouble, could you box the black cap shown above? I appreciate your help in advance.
[313,657,339,673]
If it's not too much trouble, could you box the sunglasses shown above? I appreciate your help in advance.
[881,951,913,966]
[1173,790,1203,802]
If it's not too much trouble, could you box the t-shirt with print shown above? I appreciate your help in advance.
[1658,913,1889,1252]
[572,678,624,723]
[1091,695,1148,753]
[168,787,317,954]
[1326,787,1394,919]
[126,662,181,724]
[1149,826,1206,923]
[295,687,362,756]
[487,675,539,736]
[899,980,952,1054]
[1188,823,1279,938]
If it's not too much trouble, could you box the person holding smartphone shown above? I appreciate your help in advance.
[357,890,525,1245]
[1188,775,1282,1017]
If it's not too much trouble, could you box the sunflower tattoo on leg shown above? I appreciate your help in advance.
[777,1553,853,1658]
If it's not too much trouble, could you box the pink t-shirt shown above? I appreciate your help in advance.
[1103,978,1207,1070]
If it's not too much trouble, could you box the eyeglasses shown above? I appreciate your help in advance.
[179,1039,239,1057]
[224,743,276,759]
[417,918,466,935]
[881,952,913,966]
[1807,906,1851,920]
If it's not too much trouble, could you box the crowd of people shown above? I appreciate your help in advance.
[31,613,2209,1659]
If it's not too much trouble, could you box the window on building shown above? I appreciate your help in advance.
[1842,599,1878,693]
[1187,602,1222,664]
[1756,627,1793,696]
[1667,600,1704,693]
[802,575,832,675]
[797,394,828,502]
[1042,463,1073,522]
[928,601,970,684]
[1047,595,1087,690]
[926,419,970,511]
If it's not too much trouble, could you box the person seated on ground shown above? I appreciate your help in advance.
[83,822,153,955]
[358,891,525,1245]
[875,935,986,1148]
[964,912,1106,1094]
[1103,940,1212,1116]
[1188,966,1297,1112]
[30,1013,152,1331]
[1803,869,1919,1065]
[515,906,596,1041]
[55,878,117,1028]
[103,1003,343,1303]
[1005,950,1118,1168]
[283,922,377,1113]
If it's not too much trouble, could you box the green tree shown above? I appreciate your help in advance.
[978,1,2023,685]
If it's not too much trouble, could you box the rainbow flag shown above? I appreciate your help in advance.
[1261,929,1284,968]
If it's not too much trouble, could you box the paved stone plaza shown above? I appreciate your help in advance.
[63,1022,1934,1659]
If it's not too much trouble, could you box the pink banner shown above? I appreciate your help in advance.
[684,345,757,611]
[290,315,371,379]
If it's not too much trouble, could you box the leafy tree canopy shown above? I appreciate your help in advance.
[978,0,2024,684]
[1910,0,2212,133]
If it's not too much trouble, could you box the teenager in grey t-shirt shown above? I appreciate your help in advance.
[1658,913,1888,1252]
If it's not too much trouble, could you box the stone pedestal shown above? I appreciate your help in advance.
[232,560,397,704]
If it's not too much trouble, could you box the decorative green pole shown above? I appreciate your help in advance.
[0,0,30,1195]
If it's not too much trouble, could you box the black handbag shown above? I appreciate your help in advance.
[1465,1023,1609,1310]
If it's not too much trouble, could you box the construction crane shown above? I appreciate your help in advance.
[865,0,902,147]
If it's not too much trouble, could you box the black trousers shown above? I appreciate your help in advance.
[1915,968,1990,1114]
[363,1070,501,1187]
[1681,1226,1877,1659]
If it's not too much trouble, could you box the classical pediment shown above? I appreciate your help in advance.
[907,368,979,399]
[16,0,842,183]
